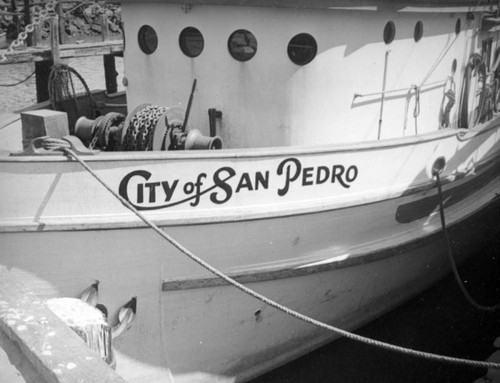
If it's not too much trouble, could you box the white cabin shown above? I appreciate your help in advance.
[118,1,497,148]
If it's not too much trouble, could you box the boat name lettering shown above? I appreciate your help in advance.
[277,157,358,196]
[118,158,358,210]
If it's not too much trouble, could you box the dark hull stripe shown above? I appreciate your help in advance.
[162,194,500,291]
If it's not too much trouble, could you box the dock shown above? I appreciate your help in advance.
[0,39,123,64]
[1,3,124,101]
[0,266,126,383]
[474,338,500,383]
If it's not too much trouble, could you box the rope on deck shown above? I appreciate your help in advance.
[46,138,500,371]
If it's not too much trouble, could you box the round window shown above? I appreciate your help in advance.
[455,18,461,35]
[228,29,258,62]
[138,25,158,55]
[414,21,423,42]
[179,27,204,57]
[383,21,396,44]
[451,58,457,74]
[287,33,317,66]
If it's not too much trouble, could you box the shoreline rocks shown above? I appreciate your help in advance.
[0,1,122,41]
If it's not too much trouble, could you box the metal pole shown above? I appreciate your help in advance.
[378,50,390,140]
[182,79,197,132]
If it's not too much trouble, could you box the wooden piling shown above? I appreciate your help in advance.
[10,0,20,37]
[45,298,114,367]
[0,266,126,383]
[104,54,118,94]
[102,13,110,42]
[32,23,42,47]
[57,2,66,45]
[33,15,62,104]
[50,15,61,64]
[35,60,53,103]
[23,0,32,46]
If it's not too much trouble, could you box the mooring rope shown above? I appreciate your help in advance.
[48,139,500,370]
[0,71,35,87]
[435,172,500,312]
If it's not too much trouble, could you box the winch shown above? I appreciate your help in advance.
[75,104,222,152]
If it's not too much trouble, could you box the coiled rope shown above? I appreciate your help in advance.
[46,138,500,370]
[435,171,500,312]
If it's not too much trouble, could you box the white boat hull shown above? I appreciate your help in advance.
[2,195,499,382]
[2,0,500,380]
[1,122,499,381]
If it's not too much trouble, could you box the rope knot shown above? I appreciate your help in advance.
[40,137,72,151]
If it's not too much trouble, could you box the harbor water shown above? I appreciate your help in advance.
[0,56,125,114]
[1,57,500,383]
[253,232,500,383]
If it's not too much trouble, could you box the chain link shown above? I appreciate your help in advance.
[0,0,58,63]
[123,105,167,151]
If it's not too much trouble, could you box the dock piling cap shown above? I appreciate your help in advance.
[45,297,107,327]
[45,297,113,365]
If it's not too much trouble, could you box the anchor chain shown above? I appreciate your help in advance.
[122,105,167,151]
[0,0,58,63]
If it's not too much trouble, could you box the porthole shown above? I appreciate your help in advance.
[228,29,257,62]
[383,21,396,44]
[451,59,457,74]
[287,33,317,66]
[179,27,204,57]
[414,21,423,42]
[138,25,158,55]
[455,18,461,35]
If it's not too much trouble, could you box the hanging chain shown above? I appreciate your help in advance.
[0,0,58,63]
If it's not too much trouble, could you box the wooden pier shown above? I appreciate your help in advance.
[1,3,124,101]
[0,266,127,383]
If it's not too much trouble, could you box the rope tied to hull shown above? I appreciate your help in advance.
[434,170,500,312]
[43,138,500,370]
